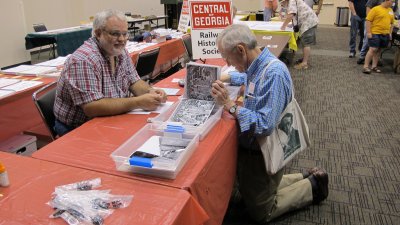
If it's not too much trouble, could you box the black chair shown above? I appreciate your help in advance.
[33,23,47,32]
[32,81,58,140]
[256,12,264,21]
[182,35,193,62]
[136,48,160,81]
[32,23,55,59]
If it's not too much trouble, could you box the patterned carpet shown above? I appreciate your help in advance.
[223,25,400,225]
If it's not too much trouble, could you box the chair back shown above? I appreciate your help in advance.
[32,81,58,140]
[182,35,193,61]
[33,23,47,32]
[136,48,160,81]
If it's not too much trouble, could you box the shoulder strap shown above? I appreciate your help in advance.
[261,59,294,101]
[260,58,280,76]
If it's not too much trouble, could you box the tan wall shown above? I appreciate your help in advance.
[0,0,164,68]
[0,0,351,68]
[0,1,31,68]
[232,0,263,11]
[318,0,350,25]
[232,0,351,25]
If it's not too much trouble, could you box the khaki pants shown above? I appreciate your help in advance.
[237,148,313,223]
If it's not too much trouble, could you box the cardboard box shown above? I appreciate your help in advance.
[0,134,37,156]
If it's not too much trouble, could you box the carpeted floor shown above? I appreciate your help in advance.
[223,25,400,225]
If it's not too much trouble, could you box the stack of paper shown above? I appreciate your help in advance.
[0,79,43,99]
[35,55,70,67]
[1,65,57,76]
[1,80,43,92]
[125,42,157,54]
[0,78,21,88]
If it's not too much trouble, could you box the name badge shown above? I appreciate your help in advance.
[248,82,255,95]
[246,82,255,99]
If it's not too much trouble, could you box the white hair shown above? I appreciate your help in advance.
[217,24,257,52]
[92,9,127,36]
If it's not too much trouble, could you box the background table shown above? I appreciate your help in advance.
[25,27,92,57]
[0,75,55,142]
[254,33,291,57]
[127,15,168,35]
[33,59,238,225]
[129,37,186,80]
[0,151,208,225]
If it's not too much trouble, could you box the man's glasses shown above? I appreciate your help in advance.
[103,29,130,39]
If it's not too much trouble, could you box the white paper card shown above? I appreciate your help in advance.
[154,87,180,96]
[2,80,43,92]
[136,136,161,156]
[0,78,21,88]
[128,101,174,115]
[0,90,14,98]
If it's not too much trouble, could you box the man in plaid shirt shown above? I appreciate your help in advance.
[54,10,167,136]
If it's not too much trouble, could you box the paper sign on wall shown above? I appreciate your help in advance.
[189,0,232,59]
[178,0,190,32]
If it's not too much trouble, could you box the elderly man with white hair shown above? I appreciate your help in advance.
[53,9,167,136]
[211,24,328,223]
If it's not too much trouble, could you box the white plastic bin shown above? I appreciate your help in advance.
[110,124,199,179]
[148,99,223,140]
[0,134,37,156]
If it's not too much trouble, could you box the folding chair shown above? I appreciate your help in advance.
[136,48,160,81]
[32,23,55,59]
[32,81,58,140]
[182,35,193,62]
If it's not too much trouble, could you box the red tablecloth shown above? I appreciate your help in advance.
[33,59,238,225]
[0,75,55,142]
[0,151,208,225]
[130,38,186,79]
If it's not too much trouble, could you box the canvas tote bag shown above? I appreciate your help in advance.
[256,59,311,175]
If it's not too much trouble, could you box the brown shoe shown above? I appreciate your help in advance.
[303,167,323,178]
[294,63,309,70]
[308,169,329,204]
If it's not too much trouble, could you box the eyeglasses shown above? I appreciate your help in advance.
[103,29,130,39]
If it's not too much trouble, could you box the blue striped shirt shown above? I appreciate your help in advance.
[237,48,293,137]
[230,71,247,86]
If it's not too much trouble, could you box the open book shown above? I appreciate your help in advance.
[170,62,220,126]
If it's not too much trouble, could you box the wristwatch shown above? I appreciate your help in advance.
[228,104,238,115]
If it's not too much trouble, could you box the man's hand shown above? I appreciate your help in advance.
[367,33,372,39]
[137,93,163,111]
[150,88,167,103]
[211,80,234,110]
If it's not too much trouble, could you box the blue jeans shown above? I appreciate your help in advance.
[349,15,365,54]
[360,20,369,58]
[264,8,273,21]
[54,119,75,137]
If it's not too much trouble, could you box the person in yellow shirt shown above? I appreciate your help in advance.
[362,0,395,74]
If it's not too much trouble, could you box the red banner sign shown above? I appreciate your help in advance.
[190,1,232,29]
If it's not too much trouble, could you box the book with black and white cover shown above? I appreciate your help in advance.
[184,62,220,101]
[170,99,215,126]
[170,62,220,126]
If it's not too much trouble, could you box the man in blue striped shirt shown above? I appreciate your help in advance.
[211,24,328,223]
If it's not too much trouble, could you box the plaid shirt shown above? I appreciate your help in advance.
[237,48,292,147]
[54,37,140,127]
